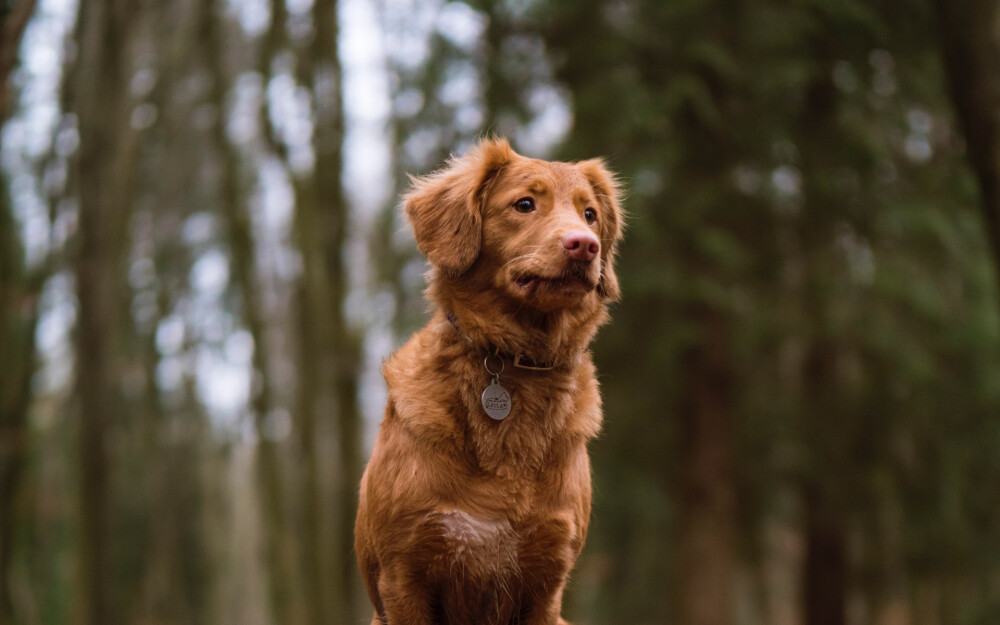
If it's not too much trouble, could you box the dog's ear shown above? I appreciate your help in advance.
[577,158,624,301]
[404,138,516,278]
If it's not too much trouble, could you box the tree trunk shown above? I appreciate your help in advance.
[302,2,362,623]
[73,116,116,625]
[803,488,847,625]
[0,0,38,123]
[256,2,364,620]
[0,4,40,621]
[0,194,40,625]
[202,2,299,624]
[935,0,1000,285]
[799,336,848,625]
[676,310,735,625]
[289,125,335,625]
[793,36,853,621]
[292,265,333,625]
[71,0,138,622]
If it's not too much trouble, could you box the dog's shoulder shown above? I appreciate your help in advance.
[381,326,467,443]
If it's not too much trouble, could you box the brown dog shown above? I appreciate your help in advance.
[355,138,623,625]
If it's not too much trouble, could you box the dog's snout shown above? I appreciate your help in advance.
[562,231,600,262]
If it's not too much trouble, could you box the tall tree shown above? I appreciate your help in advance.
[255,0,362,620]
[204,1,302,624]
[127,3,215,623]
[935,0,1000,285]
[0,167,37,625]
[70,0,141,622]
[0,4,40,622]
[0,0,37,123]
[300,1,363,620]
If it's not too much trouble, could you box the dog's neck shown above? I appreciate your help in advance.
[429,277,608,370]
[444,311,560,371]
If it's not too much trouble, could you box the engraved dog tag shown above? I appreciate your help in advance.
[481,380,511,420]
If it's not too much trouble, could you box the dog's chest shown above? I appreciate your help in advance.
[420,508,574,622]
[430,509,518,573]
[424,506,577,572]
[465,384,574,475]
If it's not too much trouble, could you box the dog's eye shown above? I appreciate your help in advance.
[513,197,535,213]
[584,208,598,224]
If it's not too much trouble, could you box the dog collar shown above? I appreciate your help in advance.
[445,312,557,371]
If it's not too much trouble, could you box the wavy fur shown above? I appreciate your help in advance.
[355,138,624,625]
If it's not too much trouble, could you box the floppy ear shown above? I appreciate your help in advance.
[577,158,624,301]
[404,138,516,278]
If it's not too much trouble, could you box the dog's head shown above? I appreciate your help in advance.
[404,138,623,314]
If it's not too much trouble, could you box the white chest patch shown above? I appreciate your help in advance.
[437,509,511,544]
[428,509,519,577]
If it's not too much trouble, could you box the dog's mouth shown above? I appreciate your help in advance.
[513,264,596,297]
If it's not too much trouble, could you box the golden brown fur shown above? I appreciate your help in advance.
[355,138,623,625]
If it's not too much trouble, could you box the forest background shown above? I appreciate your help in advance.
[3,1,1000,625]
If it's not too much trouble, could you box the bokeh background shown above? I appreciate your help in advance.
[2,0,1000,624]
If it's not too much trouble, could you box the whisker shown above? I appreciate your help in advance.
[500,252,540,272]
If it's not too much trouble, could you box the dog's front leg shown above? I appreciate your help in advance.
[376,565,437,625]
[518,584,568,625]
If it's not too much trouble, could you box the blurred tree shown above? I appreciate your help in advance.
[0,0,36,122]
[203,2,302,625]
[291,0,363,620]
[302,3,363,621]
[0,160,37,625]
[935,0,1000,286]
[254,0,363,621]
[70,0,142,622]
[0,4,39,623]
[133,3,213,622]
[372,0,472,342]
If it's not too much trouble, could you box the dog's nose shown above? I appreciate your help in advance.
[562,231,600,262]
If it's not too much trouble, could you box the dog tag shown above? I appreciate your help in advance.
[481,380,511,420]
